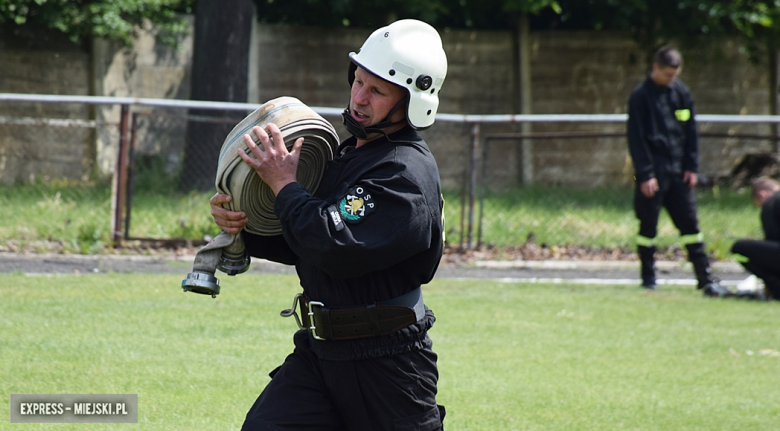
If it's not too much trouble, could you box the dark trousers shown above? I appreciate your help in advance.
[634,174,700,240]
[241,330,444,431]
[731,239,780,299]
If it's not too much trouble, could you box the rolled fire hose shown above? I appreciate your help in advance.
[182,96,340,297]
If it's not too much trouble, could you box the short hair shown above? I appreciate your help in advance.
[654,45,682,68]
[751,176,780,201]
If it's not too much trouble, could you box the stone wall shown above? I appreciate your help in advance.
[0,19,193,184]
[91,17,194,176]
[501,31,771,188]
[0,18,772,188]
[0,25,93,183]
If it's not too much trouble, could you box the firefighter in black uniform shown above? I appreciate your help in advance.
[731,177,780,300]
[210,20,448,430]
[627,45,728,296]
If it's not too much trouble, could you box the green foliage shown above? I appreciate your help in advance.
[0,0,194,46]
[252,0,779,45]
[254,0,560,29]
[130,153,180,195]
[503,0,562,14]
[4,0,776,53]
[251,0,780,66]
[75,222,108,254]
[552,0,780,59]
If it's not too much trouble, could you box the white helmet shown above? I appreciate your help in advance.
[347,19,448,130]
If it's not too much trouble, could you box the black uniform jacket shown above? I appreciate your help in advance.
[761,191,780,242]
[242,125,444,360]
[627,74,699,183]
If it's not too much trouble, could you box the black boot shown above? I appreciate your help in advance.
[638,245,657,289]
[686,243,732,297]
[764,277,780,301]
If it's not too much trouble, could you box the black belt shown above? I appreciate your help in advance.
[280,287,425,341]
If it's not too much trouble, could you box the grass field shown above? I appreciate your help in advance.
[0,181,763,260]
[2,273,779,430]
[469,185,761,259]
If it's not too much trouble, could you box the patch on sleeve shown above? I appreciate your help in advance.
[675,109,691,122]
[327,205,345,231]
[338,186,375,224]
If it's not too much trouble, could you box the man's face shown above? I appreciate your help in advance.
[754,189,776,207]
[650,64,681,86]
[349,66,407,139]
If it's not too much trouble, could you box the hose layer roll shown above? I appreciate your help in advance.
[182,97,339,297]
[216,96,340,236]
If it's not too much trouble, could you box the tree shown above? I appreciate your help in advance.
[0,0,193,46]
[549,0,780,59]
[180,0,255,191]
[251,0,560,29]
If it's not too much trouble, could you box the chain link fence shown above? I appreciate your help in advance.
[461,117,779,261]
[1,93,778,259]
[0,99,120,254]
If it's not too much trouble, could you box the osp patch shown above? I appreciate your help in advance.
[329,186,375,230]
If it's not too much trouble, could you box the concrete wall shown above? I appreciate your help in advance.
[91,17,194,176]
[0,18,772,188]
[682,38,772,182]
[254,25,771,189]
[0,25,93,183]
[529,31,645,187]
[251,25,516,190]
[0,18,193,184]
[505,31,771,188]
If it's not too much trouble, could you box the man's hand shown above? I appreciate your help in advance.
[210,193,248,234]
[640,178,659,198]
[683,170,697,189]
[238,123,304,196]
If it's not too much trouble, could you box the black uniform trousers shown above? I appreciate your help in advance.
[634,172,700,240]
[241,330,444,431]
[731,239,780,299]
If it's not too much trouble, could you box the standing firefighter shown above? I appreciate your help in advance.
[210,20,448,430]
[627,45,728,296]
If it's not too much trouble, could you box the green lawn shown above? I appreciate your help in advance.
[0,181,764,259]
[448,185,761,259]
[0,181,216,254]
[2,273,778,430]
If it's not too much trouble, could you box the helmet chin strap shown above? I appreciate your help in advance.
[341,98,406,140]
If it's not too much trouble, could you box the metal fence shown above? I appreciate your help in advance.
[1,93,779,257]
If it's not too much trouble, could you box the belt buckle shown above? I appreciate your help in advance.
[279,294,327,341]
[306,300,326,341]
[280,293,305,330]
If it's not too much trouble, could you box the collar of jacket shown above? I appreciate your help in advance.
[337,125,421,155]
[644,74,675,94]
